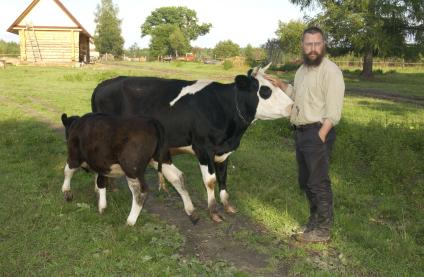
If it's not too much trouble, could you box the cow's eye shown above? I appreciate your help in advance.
[259,86,272,99]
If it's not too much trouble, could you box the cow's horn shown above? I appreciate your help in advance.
[262,62,272,72]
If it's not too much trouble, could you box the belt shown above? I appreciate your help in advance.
[293,122,322,132]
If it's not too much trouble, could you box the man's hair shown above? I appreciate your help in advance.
[302,26,325,42]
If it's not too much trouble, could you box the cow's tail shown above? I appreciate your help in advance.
[151,118,168,191]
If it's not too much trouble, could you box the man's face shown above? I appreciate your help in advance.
[302,33,325,66]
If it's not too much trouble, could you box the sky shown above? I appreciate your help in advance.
[0,0,315,49]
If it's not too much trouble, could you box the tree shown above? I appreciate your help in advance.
[94,0,124,57]
[263,38,283,65]
[213,40,240,59]
[276,20,307,60]
[148,24,190,57]
[243,44,266,67]
[290,0,424,77]
[141,7,211,41]
[0,40,19,55]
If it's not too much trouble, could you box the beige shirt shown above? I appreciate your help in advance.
[285,57,345,126]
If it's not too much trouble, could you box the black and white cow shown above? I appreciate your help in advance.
[61,113,167,226]
[91,64,293,223]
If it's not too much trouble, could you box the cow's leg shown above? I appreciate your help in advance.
[126,176,147,226]
[62,163,77,201]
[215,159,237,214]
[199,163,223,223]
[150,160,198,224]
[96,175,108,214]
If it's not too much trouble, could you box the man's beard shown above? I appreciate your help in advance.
[303,50,325,67]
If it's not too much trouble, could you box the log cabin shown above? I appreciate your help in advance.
[7,0,93,64]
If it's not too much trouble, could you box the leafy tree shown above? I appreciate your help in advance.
[141,7,211,41]
[125,43,149,58]
[149,24,190,57]
[213,40,240,59]
[243,44,266,67]
[0,40,19,55]
[94,0,124,57]
[276,20,306,59]
[290,0,424,77]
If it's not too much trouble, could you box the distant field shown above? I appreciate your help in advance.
[0,62,423,276]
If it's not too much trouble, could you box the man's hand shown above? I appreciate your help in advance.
[264,75,288,91]
[318,119,333,142]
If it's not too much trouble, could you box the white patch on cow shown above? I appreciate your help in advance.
[251,64,294,120]
[170,80,212,106]
[214,152,232,163]
[62,163,76,193]
[220,189,230,206]
[98,187,107,214]
[126,177,144,226]
[199,164,217,208]
[105,164,125,178]
[152,162,195,216]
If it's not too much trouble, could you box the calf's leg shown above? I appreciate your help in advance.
[62,163,77,201]
[96,175,108,214]
[126,176,147,226]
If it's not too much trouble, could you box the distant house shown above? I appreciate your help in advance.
[7,0,93,64]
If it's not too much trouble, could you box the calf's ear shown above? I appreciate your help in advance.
[61,113,68,126]
[235,75,250,90]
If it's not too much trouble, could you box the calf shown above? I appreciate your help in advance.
[61,113,166,226]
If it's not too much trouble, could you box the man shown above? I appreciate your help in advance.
[266,26,345,243]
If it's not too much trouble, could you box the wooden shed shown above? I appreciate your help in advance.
[7,0,93,64]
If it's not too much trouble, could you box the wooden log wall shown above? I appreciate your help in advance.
[19,29,80,63]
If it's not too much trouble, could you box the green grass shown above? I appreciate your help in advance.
[0,63,423,275]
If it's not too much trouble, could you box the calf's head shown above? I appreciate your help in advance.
[247,63,293,120]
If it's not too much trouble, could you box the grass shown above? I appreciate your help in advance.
[0,62,423,275]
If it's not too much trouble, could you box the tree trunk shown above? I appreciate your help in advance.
[361,49,373,78]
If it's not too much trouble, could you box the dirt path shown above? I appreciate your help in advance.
[346,87,424,106]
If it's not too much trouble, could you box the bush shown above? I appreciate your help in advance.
[223,60,233,70]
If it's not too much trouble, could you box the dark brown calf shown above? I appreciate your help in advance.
[61,113,167,226]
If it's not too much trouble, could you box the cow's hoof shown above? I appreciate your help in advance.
[224,204,238,214]
[189,213,200,225]
[63,191,73,201]
[210,212,224,223]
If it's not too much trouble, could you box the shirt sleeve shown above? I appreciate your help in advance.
[323,66,345,126]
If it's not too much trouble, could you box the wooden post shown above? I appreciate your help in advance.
[71,30,75,61]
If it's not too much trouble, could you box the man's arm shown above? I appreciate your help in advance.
[318,119,333,142]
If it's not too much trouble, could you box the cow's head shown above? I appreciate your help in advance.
[61,113,80,139]
[247,63,293,120]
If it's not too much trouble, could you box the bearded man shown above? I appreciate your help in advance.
[266,26,345,243]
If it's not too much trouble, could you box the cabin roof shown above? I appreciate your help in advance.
[7,0,92,38]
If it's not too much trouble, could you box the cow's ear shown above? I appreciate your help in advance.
[247,69,253,76]
[235,75,250,90]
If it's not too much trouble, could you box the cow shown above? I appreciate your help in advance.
[60,113,167,226]
[91,64,294,223]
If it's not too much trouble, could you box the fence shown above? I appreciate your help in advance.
[334,60,424,69]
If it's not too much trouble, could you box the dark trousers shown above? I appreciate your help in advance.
[295,125,336,231]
